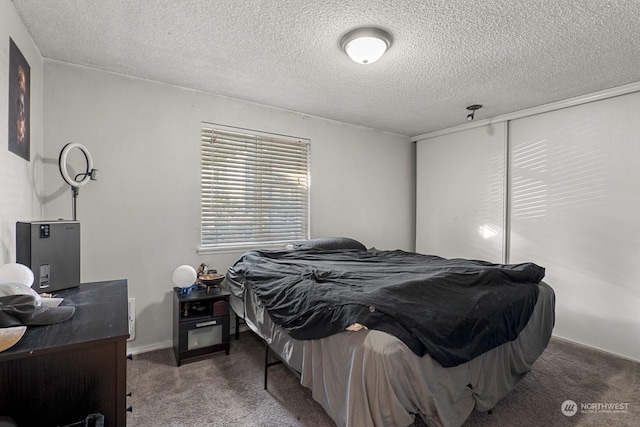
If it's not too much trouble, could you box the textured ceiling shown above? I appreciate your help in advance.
[11,0,640,137]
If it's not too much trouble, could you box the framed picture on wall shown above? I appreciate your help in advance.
[8,38,31,161]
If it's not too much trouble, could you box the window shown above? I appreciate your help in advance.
[200,123,310,249]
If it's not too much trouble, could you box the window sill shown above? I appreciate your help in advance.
[197,242,288,255]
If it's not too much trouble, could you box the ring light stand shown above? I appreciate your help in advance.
[58,142,97,221]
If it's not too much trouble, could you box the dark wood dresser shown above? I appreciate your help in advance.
[0,280,130,427]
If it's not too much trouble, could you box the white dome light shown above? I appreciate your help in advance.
[340,27,392,65]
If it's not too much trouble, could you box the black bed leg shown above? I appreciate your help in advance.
[235,314,240,340]
[263,341,284,390]
[264,343,269,390]
[488,409,493,415]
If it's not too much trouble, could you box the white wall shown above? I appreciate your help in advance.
[42,61,414,352]
[415,88,640,362]
[0,0,44,264]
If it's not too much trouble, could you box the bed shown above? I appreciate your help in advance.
[221,238,555,427]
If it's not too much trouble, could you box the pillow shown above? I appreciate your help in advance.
[290,237,367,251]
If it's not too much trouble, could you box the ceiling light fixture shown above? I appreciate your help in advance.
[466,104,483,121]
[340,27,392,65]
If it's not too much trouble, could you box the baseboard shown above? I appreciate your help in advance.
[551,334,639,364]
[125,324,251,356]
[126,340,173,356]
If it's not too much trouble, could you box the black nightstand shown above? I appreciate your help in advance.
[172,286,230,366]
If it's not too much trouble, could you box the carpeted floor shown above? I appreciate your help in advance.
[127,333,639,426]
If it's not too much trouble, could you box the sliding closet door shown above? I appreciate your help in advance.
[509,92,640,361]
[416,123,506,262]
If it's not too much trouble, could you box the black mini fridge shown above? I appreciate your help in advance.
[16,220,80,293]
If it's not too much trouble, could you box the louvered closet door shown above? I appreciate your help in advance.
[415,123,506,263]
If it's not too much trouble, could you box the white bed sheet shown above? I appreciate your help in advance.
[233,281,555,427]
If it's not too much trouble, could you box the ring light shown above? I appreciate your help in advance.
[58,142,97,220]
[58,142,94,187]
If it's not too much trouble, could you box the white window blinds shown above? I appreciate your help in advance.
[200,124,311,248]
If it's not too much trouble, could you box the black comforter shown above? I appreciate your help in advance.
[225,248,544,367]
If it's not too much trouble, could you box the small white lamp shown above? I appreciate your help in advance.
[172,265,197,295]
[0,263,34,287]
[0,263,42,305]
[340,27,392,65]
